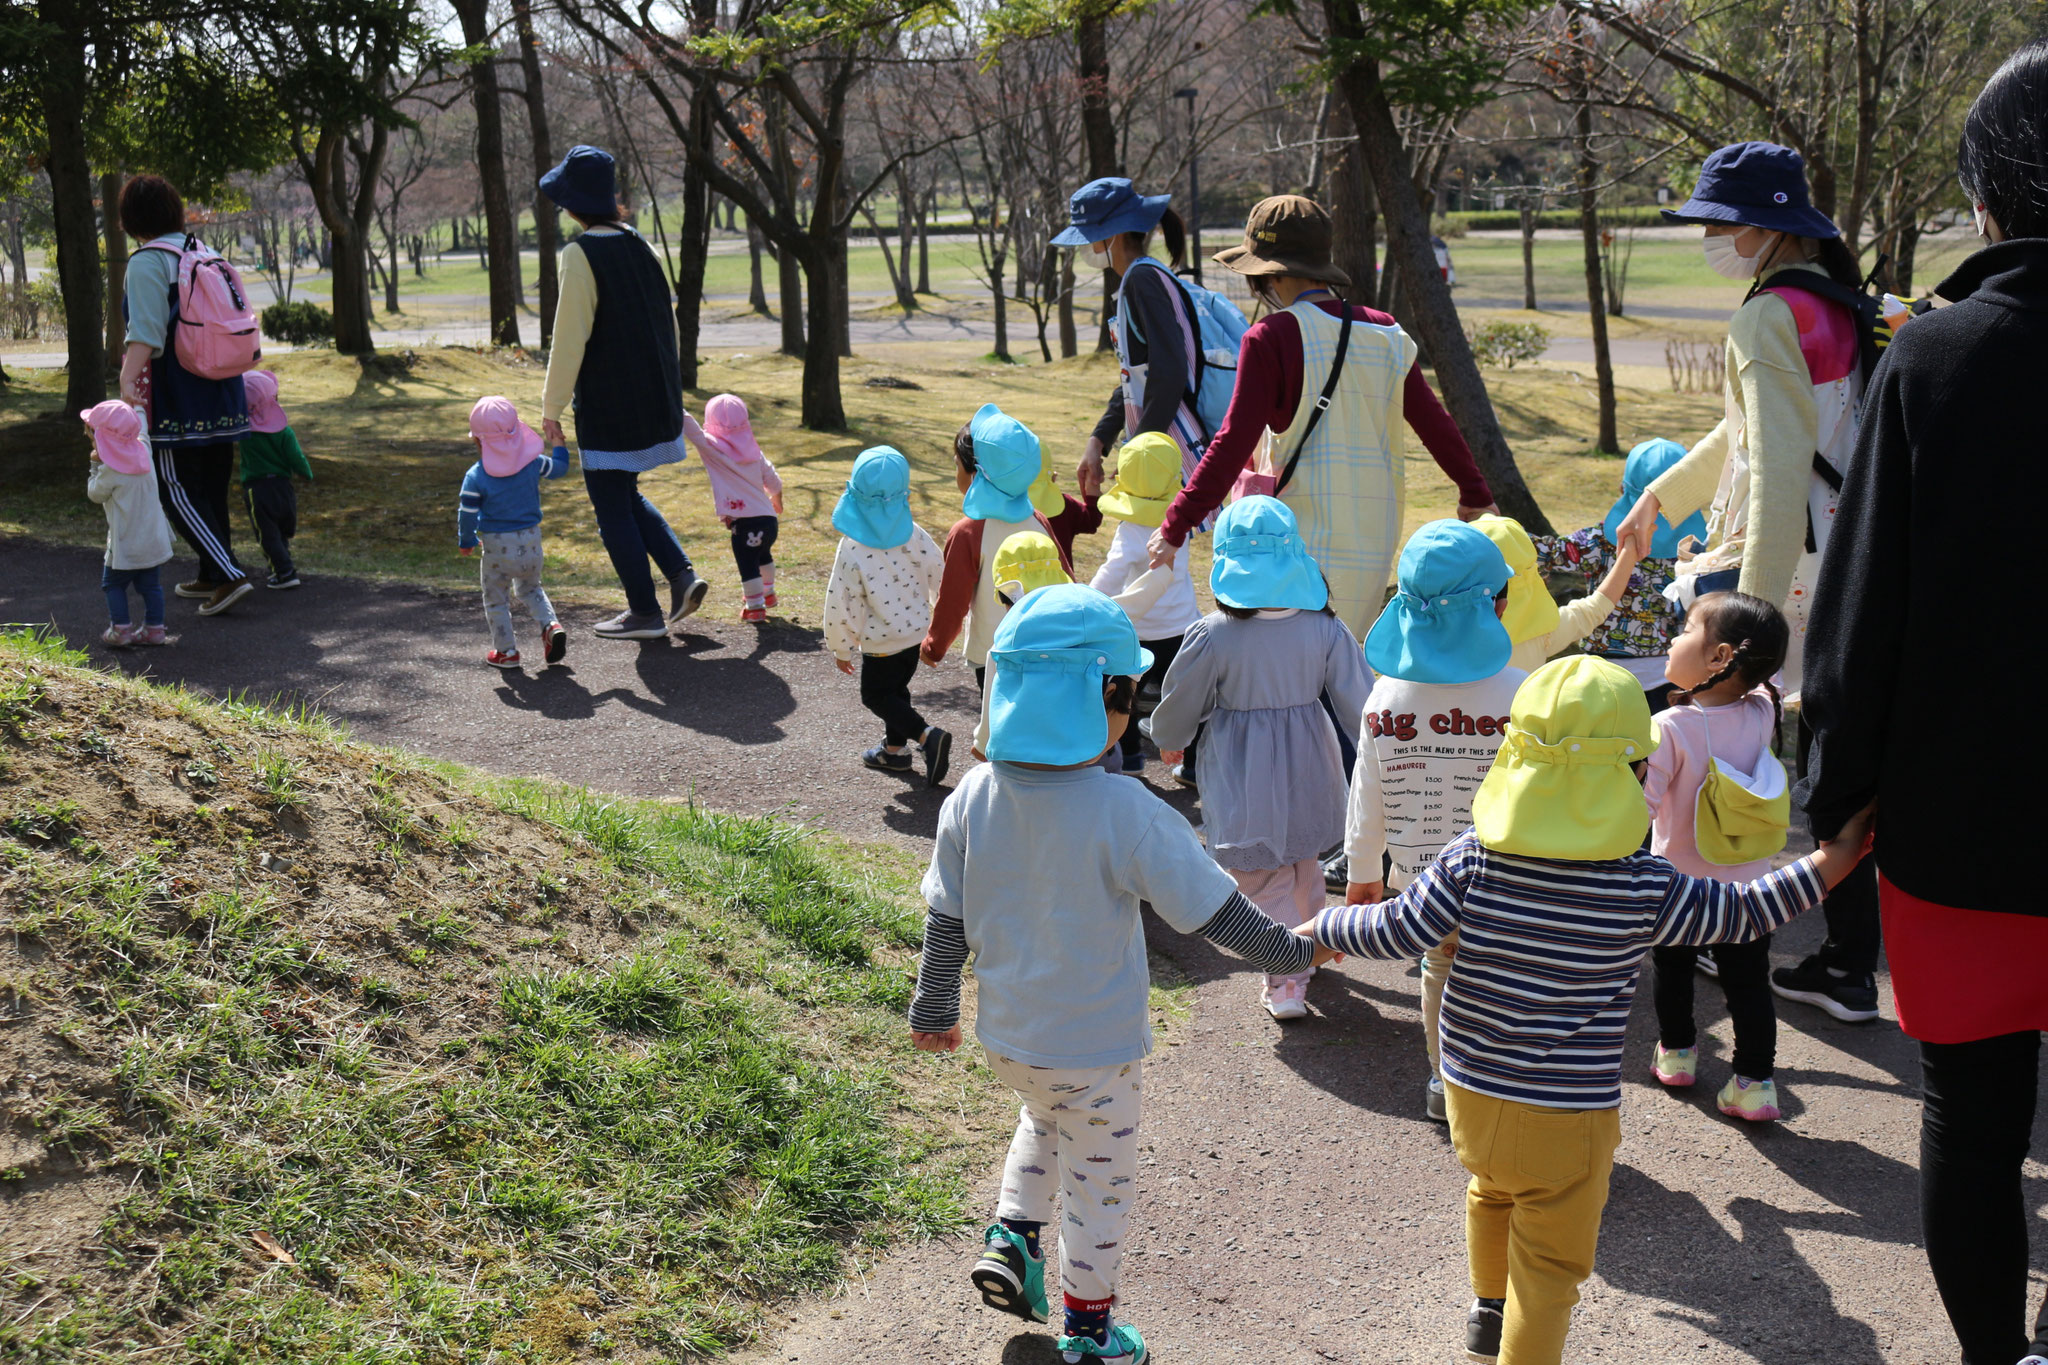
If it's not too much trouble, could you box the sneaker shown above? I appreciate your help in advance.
[1652,1044,1698,1088]
[1717,1074,1782,1122]
[969,1223,1047,1324]
[197,577,254,616]
[1263,980,1308,1020]
[1425,1075,1448,1123]
[1323,852,1349,893]
[1695,952,1720,979]
[667,571,709,623]
[921,727,953,789]
[763,590,778,608]
[542,623,568,665]
[1464,1296,1505,1363]
[862,745,915,774]
[592,610,669,640]
[740,606,767,624]
[265,571,300,590]
[136,625,169,646]
[1170,763,1198,789]
[174,579,216,599]
[1770,954,1881,1023]
[101,623,142,648]
[1058,1321,1147,1363]
[486,649,522,669]
[1120,750,1146,776]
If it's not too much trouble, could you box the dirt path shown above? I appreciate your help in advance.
[6,536,2042,1363]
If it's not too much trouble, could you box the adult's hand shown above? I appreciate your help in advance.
[1614,489,1663,558]
[542,417,566,447]
[1456,502,1499,522]
[119,376,145,407]
[1146,526,1179,569]
[1076,436,1106,498]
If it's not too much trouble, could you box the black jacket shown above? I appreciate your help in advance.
[1800,238,2048,915]
[573,229,684,453]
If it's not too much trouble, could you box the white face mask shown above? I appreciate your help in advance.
[1082,242,1112,271]
[1702,233,1765,279]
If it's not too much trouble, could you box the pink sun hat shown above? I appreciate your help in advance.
[698,393,766,465]
[468,395,542,476]
[80,400,152,475]
[242,369,289,434]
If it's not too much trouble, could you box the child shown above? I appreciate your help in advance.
[1352,519,1523,1119]
[457,396,570,670]
[682,394,784,622]
[1148,496,1371,1020]
[1474,514,1645,675]
[1304,656,1871,1365]
[1028,440,1103,562]
[822,445,951,786]
[922,405,1071,691]
[1090,433,1203,779]
[910,584,1316,1363]
[1532,438,1698,708]
[83,401,174,648]
[238,370,313,590]
[1645,591,1793,1122]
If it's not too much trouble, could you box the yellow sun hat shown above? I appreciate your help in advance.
[1027,446,1066,519]
[1472,514,1560,645]
[1098,432,1183,528]
[1472,656,1660,861]
[994,530,1072,600]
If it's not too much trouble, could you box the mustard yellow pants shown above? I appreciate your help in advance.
[1446,1082,1622,1365]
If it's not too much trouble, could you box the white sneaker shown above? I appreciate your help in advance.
[1262,981,1308,1020]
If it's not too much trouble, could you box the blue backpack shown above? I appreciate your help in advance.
[1123,257,1250,443]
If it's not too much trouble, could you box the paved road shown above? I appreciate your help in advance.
[4,535,2033,1364]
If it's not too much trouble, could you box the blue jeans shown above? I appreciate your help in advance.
[583,469,691,616]
[103,564,165,626]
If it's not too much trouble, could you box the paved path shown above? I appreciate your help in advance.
[3,535,2037,1364]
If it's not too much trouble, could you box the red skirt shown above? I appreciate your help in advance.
[1881,874,2048,1043]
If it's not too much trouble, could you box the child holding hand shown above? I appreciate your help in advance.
[458,396,570,670]
[1475,513,1645,675]
[1301,655,1872,1365]
[682,394,783,622]
[238,370,313,590]
[911,584,1315,1364]
[82,401,174,647]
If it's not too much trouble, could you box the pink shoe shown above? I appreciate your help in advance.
[740,606,767,624]
[101,623,143,648]
[136,624,170,646]
[1262,980,1308,1020]
[763,590,778,608]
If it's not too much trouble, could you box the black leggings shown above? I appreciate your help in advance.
[860,645,929,748]
[730,514,777,583]
[1921,1030,2048,1364]
[1651,937,1776,1079]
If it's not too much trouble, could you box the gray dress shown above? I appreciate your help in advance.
[1149,609,1373,871]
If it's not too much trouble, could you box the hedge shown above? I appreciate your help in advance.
[1440,205,1671,232]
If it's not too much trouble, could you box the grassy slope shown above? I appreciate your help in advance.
[0,627,993,1363]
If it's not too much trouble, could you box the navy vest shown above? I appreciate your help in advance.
[572,230,684,452]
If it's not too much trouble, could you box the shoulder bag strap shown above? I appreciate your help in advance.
[1274,304,1353,495]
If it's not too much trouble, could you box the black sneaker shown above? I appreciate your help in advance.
[1464,1296,1505,1363]
[667,571,709,623]
[862,745,914,774]
[920,727,953,789]
[266,571,301,590]
[1770,954,1880,1023]
[1323,853,1349,893]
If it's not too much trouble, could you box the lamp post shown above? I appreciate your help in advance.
[1175,87,1200,282]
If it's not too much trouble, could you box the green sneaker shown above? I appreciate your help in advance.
[1057,1320,1147,1362]
[970,1223,1047,1323]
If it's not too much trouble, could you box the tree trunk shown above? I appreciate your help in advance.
[1519,200,1538,310]
[777,242,804,357]
[1078,9,1118,353]
[39,6,104,410]
[512,0,559,349]
[833,204,851,359]
[892,166,917,311]
[102,170,126,374]
[1058,249,1077,358]
[1895,220,1920,295]
[1574,64,1618,454]
[454,0,521,347]
[916,187,933,294]
[799,247,845,428]
[1326,110,1377,309]
[675,88,715,390]
[1035,247,1058,362]
[747,220,770,313]
[990,249,1010,362]
[1327,36,1547,530]
[386,224,401,312]
[305,126,384,354]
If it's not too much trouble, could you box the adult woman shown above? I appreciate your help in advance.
[1614,141,1882,1026]
[115,174,254,616]
[538,145,705,639]
[1804,44,2048,1365]
[1146,196,1496,638]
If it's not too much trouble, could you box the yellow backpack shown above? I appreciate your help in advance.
[1694,752,1791,865]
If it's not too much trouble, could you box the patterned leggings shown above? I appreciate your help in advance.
[988,1051,1144,1306]
[478,526,557,653]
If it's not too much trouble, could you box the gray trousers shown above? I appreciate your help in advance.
[478,526,557,653]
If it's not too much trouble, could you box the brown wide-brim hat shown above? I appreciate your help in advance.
[1214,194,1352,289]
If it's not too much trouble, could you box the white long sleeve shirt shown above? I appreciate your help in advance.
[1089,519,1202,641]
[822,528,944,661]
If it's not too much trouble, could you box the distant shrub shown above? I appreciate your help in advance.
[1465,319,1550,370]
[261,300,332,347]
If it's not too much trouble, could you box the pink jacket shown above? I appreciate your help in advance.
[683,413,782,521]
[1643,687,1779,882]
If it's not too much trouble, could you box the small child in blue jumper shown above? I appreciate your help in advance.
[458,396,570,670]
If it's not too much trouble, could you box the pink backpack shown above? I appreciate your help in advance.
[146,236,262,380]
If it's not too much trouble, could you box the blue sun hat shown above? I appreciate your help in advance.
[1209,496,1327,612]
[987,584,1153,766]
[1661,142,1840,239]
[1364,521,1514,685]
[962,404,1040,522]
[538,145,619,221]
[831,446,915,549]
[1605,438,1708,559]
[1051,178,1172,248]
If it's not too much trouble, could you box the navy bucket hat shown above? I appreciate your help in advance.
[539,145,619,221]
[1052,178,1171,248]
[1662,142,1839,239]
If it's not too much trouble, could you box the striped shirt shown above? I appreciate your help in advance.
[1313,830,1826,1109]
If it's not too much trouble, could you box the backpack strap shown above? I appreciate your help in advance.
[1121,256,1208,428]
[1274,305,1353,496]
[1756,269,1883,388]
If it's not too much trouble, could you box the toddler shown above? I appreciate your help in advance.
[1149,496,1371,1020]
[1474,514,1644,675]
[1647,591,1794,1122]
[83,401,174,648]
[238,370,313,589]
[1090,433,1203,780]
[911,584,1315,1363]
[1028,440,1103,562]
[1352,519,1523,1120]
[822,445,951,786]
[1304,656,1870,1365]
[1532,438,1697,707]
[457,396,570,670]
[682,394,784,622]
